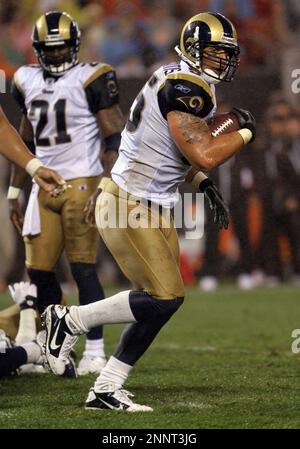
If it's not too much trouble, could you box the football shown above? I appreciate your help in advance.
[207,111,240,136]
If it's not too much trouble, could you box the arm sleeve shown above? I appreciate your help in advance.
[157,77,214,120]
[84,67,120,114]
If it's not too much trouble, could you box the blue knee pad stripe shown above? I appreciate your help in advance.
[129,291,184,322]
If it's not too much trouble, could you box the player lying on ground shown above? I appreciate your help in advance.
[42,12,256,411]
[0,282,75,378]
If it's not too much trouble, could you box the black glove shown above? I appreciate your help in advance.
[231,107,256,142]
[199,178,229,230]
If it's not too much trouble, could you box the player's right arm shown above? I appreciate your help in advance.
[10,115,34,187]
[0,107,36,171]
[167,110,254,171]
[158,75,255,171]
[82,63,124,225]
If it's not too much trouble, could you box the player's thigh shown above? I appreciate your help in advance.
[24,192,64,271]
[164,219,180,266]
[96,190,185,299]
[63,177,100,264]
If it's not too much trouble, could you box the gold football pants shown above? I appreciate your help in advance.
[95,180,185,300]
[25,176,100,271]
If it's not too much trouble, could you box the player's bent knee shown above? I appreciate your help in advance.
[129,291,184,321]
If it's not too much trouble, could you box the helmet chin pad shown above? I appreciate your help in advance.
[201,68,222,85]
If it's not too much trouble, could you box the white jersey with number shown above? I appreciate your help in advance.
[12,62,119,180]
[112,61,217,207]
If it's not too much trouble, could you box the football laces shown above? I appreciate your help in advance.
[212,118,234,136]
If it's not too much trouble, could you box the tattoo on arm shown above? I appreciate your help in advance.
[173,111,210,144]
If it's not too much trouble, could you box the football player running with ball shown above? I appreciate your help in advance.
[42,12,256,410]
[8,11,123,375]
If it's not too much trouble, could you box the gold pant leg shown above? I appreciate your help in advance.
[96,181,185,299]
[63,177,100,264]
[24,188,64,271]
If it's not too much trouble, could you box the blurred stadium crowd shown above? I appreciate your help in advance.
[0,0,295,77]
[0,0,300,291]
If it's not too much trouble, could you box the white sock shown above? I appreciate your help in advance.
[94,356,132,392]
[69,290,136,333]
[21,341,41,364]
[83,338,105,358]
[15,309,37,345]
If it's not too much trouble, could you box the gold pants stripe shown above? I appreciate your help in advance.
[25,176,100,271]
[95,180,185,300]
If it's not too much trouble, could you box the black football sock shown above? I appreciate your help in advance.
[27,269,62,314]
[70,263,105,341]
[113,312,176,366]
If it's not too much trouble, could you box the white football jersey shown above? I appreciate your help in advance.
[12,62,119,180]
[112,61,217,207]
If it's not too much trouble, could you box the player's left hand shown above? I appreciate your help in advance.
[201,180,229,229]
[33,167,70,197]
[8,282,37,305]
[84,188,102,226]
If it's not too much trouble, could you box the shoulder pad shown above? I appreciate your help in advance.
[13,65,41,93]
[11,67,30,113]
[158,74,214,119]
[79,62,115,87]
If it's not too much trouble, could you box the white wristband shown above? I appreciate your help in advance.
[7,186,21,200]
[237,129,253,145]
[25,158,44,177]
[191,171,208,189]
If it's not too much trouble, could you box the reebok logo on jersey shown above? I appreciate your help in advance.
[175,84,191,94]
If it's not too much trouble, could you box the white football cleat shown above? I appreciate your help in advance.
[198,276,219,292]
[236,273,256,290]
[18,364,48,375]
[8,282,37,306]
[41,304,80,376]
[85,388,153,412]
[77,355,107,376]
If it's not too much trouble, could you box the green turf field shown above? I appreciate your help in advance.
[0,285,300,429]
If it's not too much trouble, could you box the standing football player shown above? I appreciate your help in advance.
[7,11,123,375]
[42,12,256,410]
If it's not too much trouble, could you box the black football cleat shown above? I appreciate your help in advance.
[85,388,153,412]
